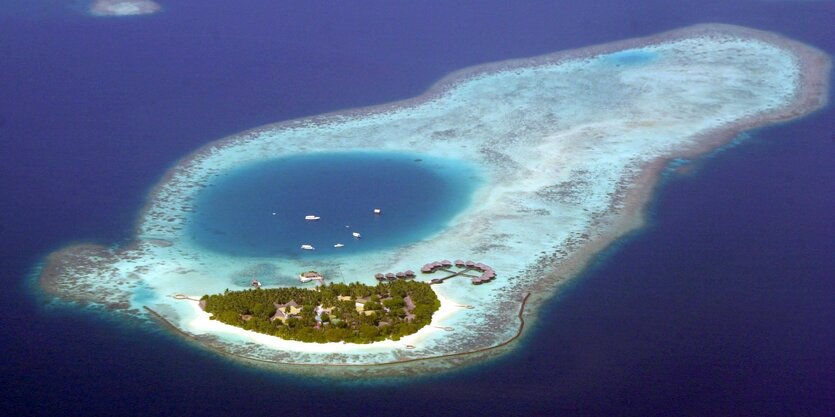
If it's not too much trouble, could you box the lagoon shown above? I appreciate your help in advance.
[188,152,480,258]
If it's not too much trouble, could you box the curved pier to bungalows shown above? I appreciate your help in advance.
[372,259,497,285]
[420,260,497,285]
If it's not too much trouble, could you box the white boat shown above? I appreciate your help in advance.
[304,215,320,221]
[373,208,382,215]
[333,243,345,248]
[300,244,315,250]
[352,232,362,239]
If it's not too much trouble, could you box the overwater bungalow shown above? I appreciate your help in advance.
[404,270,416,278]
[396,272,406,279]
[299,271,323,282]
[374,273,385,281]
[454,260,466,267]
[385,272,396,281]
[465,260,476,268]
[441,260,452,267]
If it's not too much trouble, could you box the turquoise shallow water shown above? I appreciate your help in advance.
[603,49,658,66]
[187,152,481,258]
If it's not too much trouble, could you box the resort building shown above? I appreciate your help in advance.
[271,300,302,322]
[299,271,324,283]
[421,258,498,285]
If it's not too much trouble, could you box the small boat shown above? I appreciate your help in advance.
[333,243,344,248]
[352,232,362,239]
[304,215,320,221]
[373,208,382,215]
[300,244,315,250]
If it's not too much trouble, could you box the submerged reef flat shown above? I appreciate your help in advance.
[37,24,829,376]
[89,0,161,16]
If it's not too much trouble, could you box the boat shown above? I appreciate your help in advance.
[373,208,382,215]
[352,232,362,239]
[304,215,320,221]
[300,244,315,250]
[333,243,344,248]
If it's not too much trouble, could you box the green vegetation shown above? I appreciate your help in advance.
[201,280,441,344]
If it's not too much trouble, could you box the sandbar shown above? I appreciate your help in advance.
[90,0,161,17]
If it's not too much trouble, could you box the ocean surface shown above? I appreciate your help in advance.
[189,152,479,258]
[1,1,832,416]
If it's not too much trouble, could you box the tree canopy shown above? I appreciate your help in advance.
[201,280,440,344]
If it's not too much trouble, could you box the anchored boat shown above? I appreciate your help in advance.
[300,244,315,250]
[304,215,320,221]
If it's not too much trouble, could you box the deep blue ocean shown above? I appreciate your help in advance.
[1,1,832,416]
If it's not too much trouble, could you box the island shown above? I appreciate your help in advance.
[36,24,830,377]
[201,280,440,344]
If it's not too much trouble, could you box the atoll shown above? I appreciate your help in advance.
[37,24,830,376]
